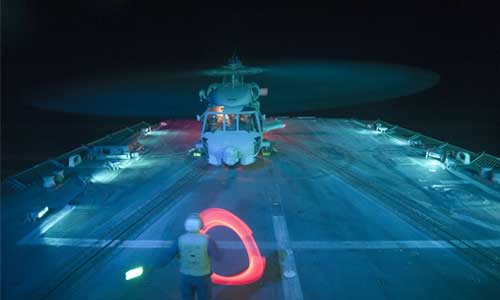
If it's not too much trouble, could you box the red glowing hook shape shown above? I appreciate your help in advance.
[200,208,266,286]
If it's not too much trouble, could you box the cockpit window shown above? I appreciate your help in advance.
[204,112,259,133]
[225,114,237,131]
[204,114,223,132]
[238,113,258,132]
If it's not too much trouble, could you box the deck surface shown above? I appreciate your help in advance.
[2,118,500,300]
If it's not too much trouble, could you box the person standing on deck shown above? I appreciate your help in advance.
[178,213,220,300]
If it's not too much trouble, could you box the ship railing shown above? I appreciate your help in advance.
[354,118,499,177]
[2,121,150,191]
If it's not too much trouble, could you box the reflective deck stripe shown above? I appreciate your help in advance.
[19,237,500,250]
[273,216,304,300]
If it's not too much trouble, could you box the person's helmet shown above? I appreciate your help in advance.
[184,213,203,232]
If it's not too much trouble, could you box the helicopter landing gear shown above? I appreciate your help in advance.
[261,140,272,157]
[192,142,204,158]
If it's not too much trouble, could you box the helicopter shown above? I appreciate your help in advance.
[194,56,285,166]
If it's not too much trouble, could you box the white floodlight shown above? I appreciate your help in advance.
[37,207,49,219]
[125,266,144,280]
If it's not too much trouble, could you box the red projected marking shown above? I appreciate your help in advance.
[200,208,266,286]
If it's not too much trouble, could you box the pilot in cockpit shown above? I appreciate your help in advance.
[206,115,218,133]
[239,115,250,132]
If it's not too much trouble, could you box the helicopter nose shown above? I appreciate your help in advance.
[223,146,239,166]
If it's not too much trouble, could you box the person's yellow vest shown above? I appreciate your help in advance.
[178,232,211,276]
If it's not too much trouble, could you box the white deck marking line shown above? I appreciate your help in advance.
[19,238,500,250]
[273,216,304,300]
[118,240,174,248]
[18,205,75,245]
[37,238,114,248]
[290,240,500,249]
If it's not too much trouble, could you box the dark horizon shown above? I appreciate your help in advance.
[2,1,499,177]
[3,2,499,93]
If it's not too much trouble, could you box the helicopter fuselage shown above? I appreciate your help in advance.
[195,57,274,166]
[199,107,264,165]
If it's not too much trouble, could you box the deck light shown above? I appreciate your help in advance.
[37,207,49,219]
[125,266,143,280]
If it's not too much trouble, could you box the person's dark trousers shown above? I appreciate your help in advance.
[180,274,212,300]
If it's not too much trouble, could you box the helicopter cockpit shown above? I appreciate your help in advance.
[199,106,263,166]
[203,108,261,134]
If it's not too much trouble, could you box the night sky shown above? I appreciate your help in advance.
[2,1,499,177]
